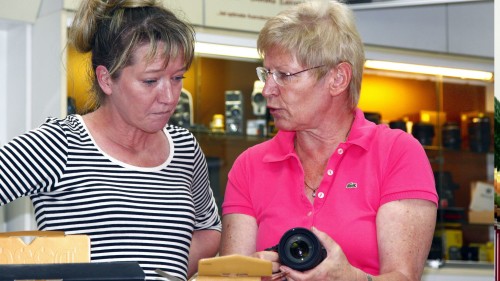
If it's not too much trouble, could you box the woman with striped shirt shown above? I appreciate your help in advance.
[0,0,221,280]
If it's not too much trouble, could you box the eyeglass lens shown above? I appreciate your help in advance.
[256,67,269,84]
[256,67,284,86]
[256,65,324,86]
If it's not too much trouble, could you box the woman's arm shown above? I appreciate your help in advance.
[187,229,221,279]
[1,119,68,203]
[219,213,258,256]
[376,199,437,281]
[282,199,437,281]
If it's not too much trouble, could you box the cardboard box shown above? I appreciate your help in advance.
[468,210,494,225]
[0,230,90,264]
[194,255,272,281]
[469,181,494,225]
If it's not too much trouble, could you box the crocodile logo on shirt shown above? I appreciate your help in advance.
[346,182,357,189]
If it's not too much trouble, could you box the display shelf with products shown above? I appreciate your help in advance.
[182,56,494,268]
[66,50,494,270]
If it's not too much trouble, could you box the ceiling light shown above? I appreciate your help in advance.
[364,60,493,81]
[195,42,260,60]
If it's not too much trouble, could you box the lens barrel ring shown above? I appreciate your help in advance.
[277,227,326,271]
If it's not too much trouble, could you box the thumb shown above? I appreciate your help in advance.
[311,226,335,251]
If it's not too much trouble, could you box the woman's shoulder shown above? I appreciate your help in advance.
[165,125,201,151]
[30,114,85,137]
[369,123,425,154]
[166,124,195,140]
[42,114,84,130]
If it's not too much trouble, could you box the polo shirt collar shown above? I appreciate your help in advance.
[262,108,376,163]
[347,108,377,151]
[262,130,296,163]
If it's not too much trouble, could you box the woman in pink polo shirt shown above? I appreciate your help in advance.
[219,1,438,281]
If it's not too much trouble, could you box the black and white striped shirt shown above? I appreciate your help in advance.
[0,115,221,280]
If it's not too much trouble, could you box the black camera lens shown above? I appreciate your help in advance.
[289,239,311,260]
[277,227,326,271]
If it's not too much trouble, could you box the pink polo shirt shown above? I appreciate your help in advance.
[222,108,438,275]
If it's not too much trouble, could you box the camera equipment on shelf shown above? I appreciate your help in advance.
[251,80,266,116]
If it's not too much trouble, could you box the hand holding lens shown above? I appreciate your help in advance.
[266,227,326,271]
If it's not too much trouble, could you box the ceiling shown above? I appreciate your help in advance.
[0,0,489,31]
[0,19,22,31]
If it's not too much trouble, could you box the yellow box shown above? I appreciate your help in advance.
[435,228,462,260]
[0,231,90,264]
[194,255,272,281]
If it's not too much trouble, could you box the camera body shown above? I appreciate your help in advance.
[268,227,326,271]
[251,80,266,116]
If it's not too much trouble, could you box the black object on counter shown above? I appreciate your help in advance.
[468,115,491,153]
[412,122,435,146]
[364,112,381,124]
[389,120,407,132]
[434,171,459,208]
[437,207,466,224]
[461,246,479,261]
[427,236,443,260]
[0,262,145,281]
[442,122,461,150]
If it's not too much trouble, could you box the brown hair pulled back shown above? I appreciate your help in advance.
[69,0,195,108]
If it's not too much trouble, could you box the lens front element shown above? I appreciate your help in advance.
[278,227,326,271]
[287,236,312,261]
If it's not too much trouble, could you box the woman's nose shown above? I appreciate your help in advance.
[158,84,175,103]
[262,78,278,97]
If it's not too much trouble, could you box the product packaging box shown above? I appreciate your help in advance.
[0,231,146,280]
[468,181,494,225]
[434,227,463,260]
[194,254,272,281]
[469,210,494,224]
[0,230,90,264]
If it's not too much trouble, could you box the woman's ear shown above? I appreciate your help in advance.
[96,65,113,95]
[329,62,352,95]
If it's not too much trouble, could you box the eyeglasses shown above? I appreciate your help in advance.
[256,65,325,87]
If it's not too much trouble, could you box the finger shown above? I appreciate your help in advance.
[251,251,281,274]
[279,266,305,281]
[253,250,280,262]
[270,271,287,281]
[271,261,281,273]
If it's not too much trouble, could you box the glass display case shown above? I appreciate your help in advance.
[182,56,495,269]
[67,51,495,271]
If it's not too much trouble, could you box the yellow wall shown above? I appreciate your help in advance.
[66,45,92,113]
[67,50,486,129]
[358,74,438,123]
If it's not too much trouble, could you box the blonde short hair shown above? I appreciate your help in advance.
[257,1,365,109]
